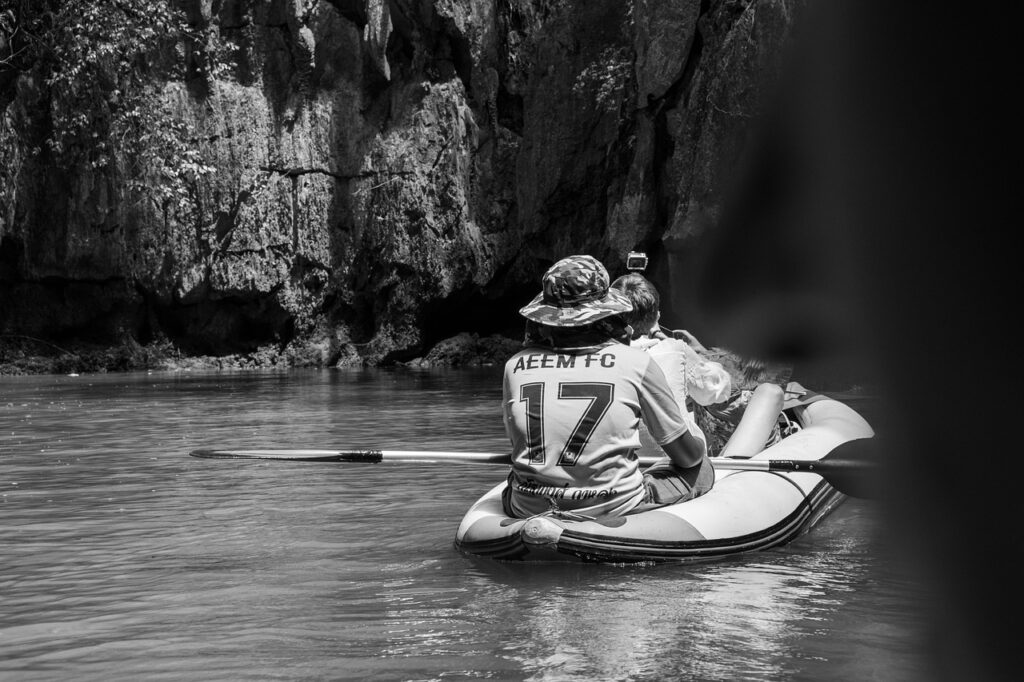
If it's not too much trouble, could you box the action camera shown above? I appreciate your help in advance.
[625,251,648,272]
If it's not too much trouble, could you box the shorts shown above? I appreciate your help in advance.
[636,456,715,510]
[499,458,716,518]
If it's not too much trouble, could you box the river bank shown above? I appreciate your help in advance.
[1,331,871,399]
[0,332,525,376]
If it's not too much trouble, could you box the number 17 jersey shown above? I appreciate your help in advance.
[502,342,689,518]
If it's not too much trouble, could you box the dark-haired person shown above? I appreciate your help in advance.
[502,255,713,519]
[611,272,784,459]
[611,273,731,411]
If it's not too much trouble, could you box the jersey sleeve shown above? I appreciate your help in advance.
[501,359,515,439]
[637,355,690,445]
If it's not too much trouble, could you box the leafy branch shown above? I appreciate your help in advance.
[3,0,227,205]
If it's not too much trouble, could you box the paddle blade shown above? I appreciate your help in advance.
[814,437,881,498]
[189,449,379,462]
[711,437,881,498]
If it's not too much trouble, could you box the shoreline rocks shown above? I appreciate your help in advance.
[0,331,525,375]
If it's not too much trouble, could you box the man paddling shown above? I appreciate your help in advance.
[502,255,712,518]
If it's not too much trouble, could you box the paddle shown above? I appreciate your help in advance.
[190,448,515,464]
[190,437,878,498]
[190,448,663,467]
[709,437,879,498]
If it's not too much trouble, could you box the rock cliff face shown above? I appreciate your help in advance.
[0,0,799,366]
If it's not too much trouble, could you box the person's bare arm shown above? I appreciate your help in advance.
[661,430,706,470]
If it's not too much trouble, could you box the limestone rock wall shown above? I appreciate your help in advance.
[0,0,799,365]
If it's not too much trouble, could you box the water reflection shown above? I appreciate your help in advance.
[463,523,926,681]
[1,369,925,679]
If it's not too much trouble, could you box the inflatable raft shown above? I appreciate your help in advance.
[454,386,874,563]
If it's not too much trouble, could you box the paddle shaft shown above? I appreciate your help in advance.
[190,448,511,463]
[190,448,661,467]
[189,440,878,499]
[711,458,842,474]
[189,448,868,472]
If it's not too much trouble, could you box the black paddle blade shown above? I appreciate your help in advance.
[188,449,369,461]
[190,449,236,459]
[816,437,881,499]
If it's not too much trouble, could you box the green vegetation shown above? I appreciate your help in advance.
[0,0,225,209]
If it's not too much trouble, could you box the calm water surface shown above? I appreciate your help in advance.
[1,368,930,680]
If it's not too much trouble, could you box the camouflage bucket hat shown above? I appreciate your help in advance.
[519,255,633,327]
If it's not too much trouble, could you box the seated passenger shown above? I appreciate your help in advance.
[610,273,731,417]
[503,255,713,519]
[610,272,784,458]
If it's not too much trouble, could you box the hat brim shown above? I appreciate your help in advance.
[519,288,633,327]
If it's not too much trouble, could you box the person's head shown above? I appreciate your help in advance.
[519,255,633,347]
[610,273,660,339]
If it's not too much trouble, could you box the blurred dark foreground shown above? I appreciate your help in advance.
[680,3,1015,681]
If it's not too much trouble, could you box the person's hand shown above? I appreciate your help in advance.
[671,329,707,352]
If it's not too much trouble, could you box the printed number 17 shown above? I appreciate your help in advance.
[519,382,614,466]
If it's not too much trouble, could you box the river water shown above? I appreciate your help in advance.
[1,368,930,680]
